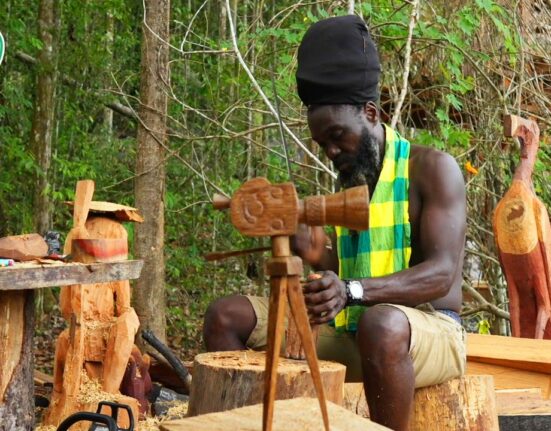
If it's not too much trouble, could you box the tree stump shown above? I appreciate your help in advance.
[344,375,499,430]
[188,350,346,416]
[163,397,390,431]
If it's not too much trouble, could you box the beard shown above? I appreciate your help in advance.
[337,128,382,194]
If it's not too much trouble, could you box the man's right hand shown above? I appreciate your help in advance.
[290,225,327,267]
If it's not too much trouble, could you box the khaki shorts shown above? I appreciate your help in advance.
[245,296,466,388]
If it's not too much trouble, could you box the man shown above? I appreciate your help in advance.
[203,15,466,431]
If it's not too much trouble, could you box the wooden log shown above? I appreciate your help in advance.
[188,350,346,417]
[411,375,498,430]
[343,376,499,430]
[0,290,34,430]
[0,233,48,261]
[161,397,390,431]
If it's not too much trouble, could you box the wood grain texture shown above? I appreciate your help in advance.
[345,376,500,430]
[467,360,551,398]
[467,333,551,374]
[167,397,388,431]
[0,290,34,430]
[187,351,345,417]
[410,375,498,431]
[0,260,143,290]
[299,185,370,231]
[496,388,551,415]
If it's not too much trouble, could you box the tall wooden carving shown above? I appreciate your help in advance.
[43,181,146,429]
[214,177,370,431]
[494,115,551,338]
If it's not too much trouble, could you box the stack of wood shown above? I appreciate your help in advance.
[42,181,149,430]
[466,333,551,429]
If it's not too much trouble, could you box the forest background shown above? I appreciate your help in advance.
[0,0,550,365]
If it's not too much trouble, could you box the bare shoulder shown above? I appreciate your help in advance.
[409,145,465,203]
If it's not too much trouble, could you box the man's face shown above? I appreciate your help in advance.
[307,105,381,191]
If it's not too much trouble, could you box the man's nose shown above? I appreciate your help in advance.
[325,143,341,159]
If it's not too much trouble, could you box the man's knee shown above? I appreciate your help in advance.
[203,295,256,342]
[356,305,411,361]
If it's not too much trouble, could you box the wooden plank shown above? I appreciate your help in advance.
[467,334,551,374]
[161,397,390,431]
[496,389,551,415]
[466,360,551,398]
[34,370,54,386]
[0,260,143,290]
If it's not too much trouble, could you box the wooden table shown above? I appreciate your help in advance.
[0,260,143,430]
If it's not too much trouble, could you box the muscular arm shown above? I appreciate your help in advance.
[304,151,466,323]
[359,151,466,306]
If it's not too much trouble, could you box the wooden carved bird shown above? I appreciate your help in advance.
[493,115,551,339]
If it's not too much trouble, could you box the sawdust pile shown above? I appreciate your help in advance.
[77,370,116,404]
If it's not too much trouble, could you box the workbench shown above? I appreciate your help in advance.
[0,260,143,430]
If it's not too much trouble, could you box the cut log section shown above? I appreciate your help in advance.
[162,397,390,431]
[188,350,346,416]
[0,233,48,261]
[411,375,498,430]
[344,375,499,431]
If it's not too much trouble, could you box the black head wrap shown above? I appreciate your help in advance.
[296,15,381,106]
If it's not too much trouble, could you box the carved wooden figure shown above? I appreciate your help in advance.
[214,177,370,431]
[494,115,551,339]
[44,182,145,429]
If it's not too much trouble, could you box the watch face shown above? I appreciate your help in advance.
[348,280,363,299]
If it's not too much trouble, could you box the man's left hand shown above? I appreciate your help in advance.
[303,271,347,324]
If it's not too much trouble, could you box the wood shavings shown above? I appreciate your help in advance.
[137,417,161,431]
[77,370,116,404]
[164,400,189,419]
[34,426,57,431]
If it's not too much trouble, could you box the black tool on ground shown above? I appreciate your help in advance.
[141,329,192,393]
[56,401,134,431]
[148,383,189,417]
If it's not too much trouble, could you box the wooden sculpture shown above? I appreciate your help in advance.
[213,177,370,431]
[44,181,146,429]
[494,115,551,339]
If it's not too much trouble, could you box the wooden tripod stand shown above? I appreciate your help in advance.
[214,177,369,431]
[264,235,329,431]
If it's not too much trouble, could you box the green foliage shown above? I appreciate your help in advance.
[1,0,550,354]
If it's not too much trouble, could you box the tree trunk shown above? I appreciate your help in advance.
[30,0,61,235]
[0,290,35,430]
[188,350,346,416]
[134,0,170,342]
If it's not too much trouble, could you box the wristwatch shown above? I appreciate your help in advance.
[344,280,363,305]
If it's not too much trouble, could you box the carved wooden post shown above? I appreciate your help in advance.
[494,115,551,339]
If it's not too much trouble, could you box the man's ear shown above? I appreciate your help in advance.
[363,102,379,124]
